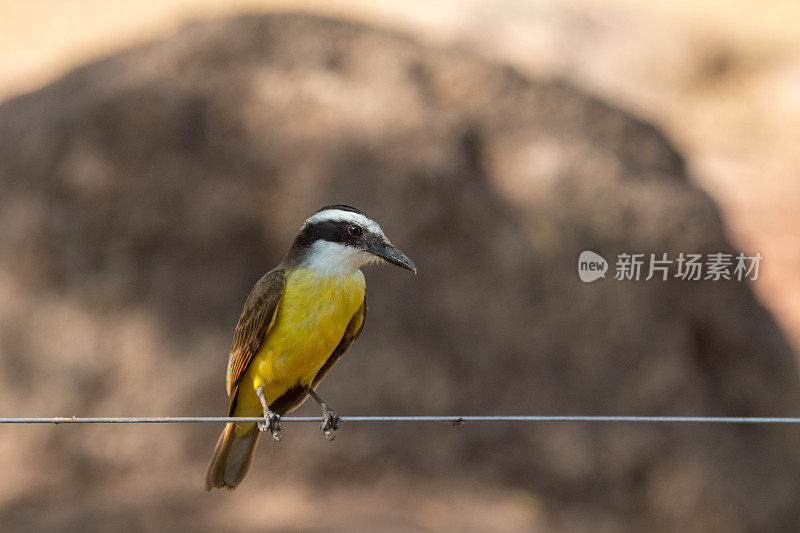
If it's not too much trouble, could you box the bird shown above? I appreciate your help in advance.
[205,205,416,490]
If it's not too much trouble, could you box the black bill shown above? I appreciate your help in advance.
[369,241,417,273]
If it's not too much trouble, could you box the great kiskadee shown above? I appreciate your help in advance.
[205,205,416,490]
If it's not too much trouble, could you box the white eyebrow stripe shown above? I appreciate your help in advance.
[305,209,384,236]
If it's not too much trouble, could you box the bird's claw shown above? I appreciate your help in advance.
[258,411,282,442]
[321,406,340,441]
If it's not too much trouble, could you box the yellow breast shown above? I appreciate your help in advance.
[243,267,365,405]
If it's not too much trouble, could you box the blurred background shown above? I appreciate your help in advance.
[0,1,798,531]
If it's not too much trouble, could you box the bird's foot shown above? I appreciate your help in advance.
[321,406,340,441]
[258,410,282,442]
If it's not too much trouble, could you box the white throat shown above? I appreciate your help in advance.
[304,241,379,276]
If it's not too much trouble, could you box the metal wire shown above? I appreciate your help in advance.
[3,416,800,424]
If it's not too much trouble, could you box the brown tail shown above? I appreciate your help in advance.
[204,422,260,490]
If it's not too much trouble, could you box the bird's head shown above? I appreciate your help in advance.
[287,205,417,276]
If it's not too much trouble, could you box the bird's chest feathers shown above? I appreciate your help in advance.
[253,268,365,388]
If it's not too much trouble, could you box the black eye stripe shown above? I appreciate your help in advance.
[294,220,369,247]
[287,216,377,265]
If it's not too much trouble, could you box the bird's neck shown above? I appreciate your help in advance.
[298,241,373,277]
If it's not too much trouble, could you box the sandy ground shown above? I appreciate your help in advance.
[0,0,797,352]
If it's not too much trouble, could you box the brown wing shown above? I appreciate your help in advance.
[226,268,286,396]
[271,295,366,414]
